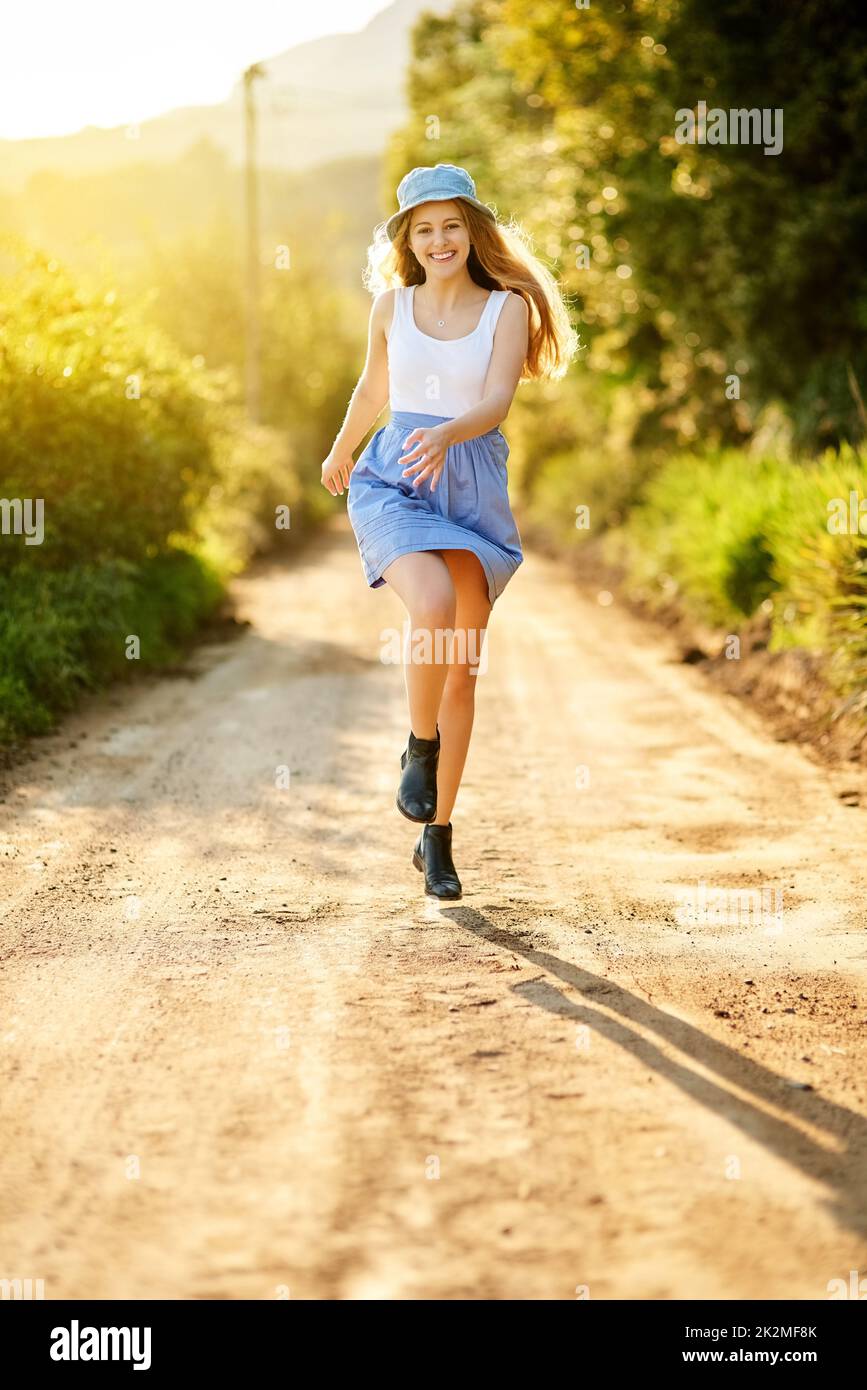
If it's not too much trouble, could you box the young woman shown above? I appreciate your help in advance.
[321,163,576,900]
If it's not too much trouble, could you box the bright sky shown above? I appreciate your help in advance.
[0,0,392,139]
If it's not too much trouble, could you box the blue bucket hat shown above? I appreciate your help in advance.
[384,162,497,242]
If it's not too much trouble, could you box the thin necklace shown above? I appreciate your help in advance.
[417,287,446,327]
[417,284,485,328]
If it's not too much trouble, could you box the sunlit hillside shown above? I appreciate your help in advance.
[0,0,453,193]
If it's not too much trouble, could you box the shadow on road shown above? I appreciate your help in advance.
[442,906,867,1243]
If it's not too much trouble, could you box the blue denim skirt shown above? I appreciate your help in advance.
[346,410,524,606]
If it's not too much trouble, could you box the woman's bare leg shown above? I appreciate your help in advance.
[380,550,456,739]
[431,550,492,825]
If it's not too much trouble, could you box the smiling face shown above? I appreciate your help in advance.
[407,199,471,278]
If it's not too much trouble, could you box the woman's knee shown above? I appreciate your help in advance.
[443,656,482,703]
[413,591,456,635]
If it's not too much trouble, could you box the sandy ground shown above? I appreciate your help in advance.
[2,513,867,1301]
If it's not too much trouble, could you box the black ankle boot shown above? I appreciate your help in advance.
[396,725,439,822]
[412,821,462,899]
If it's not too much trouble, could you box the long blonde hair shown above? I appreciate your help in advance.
[364,196,579,382]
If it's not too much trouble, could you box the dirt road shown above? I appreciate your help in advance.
[2,515,867,1299]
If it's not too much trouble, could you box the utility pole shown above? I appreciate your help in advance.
[243,62,265,423]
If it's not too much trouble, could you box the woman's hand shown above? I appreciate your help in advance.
[321,447,355,496]
[399,425,450,494]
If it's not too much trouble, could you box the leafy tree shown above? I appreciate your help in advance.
[391,0,867,451]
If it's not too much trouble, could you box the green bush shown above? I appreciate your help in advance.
[0,553,222,740]
[0,239,303,743]
[616,451,789,625]
[610,443,867,696]
[769,445,867,692]
[0,239,222,570]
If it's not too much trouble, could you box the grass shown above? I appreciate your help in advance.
[0,551,223,742]
[609,443,867,695]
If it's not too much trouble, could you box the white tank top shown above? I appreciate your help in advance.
[387,283,511,417]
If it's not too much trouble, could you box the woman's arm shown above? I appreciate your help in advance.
[398,294,529,491]
[321,290,393,496]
